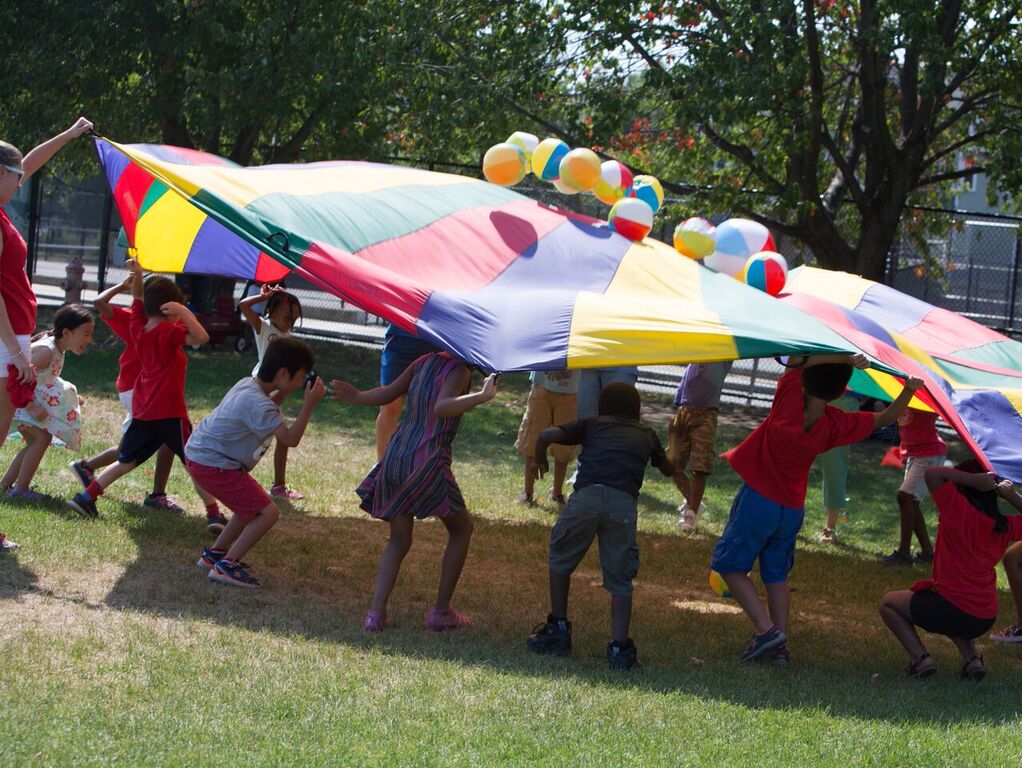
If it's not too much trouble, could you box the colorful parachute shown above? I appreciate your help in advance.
[93,137,861,372]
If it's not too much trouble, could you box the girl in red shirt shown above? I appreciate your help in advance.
[879,461,1022,681]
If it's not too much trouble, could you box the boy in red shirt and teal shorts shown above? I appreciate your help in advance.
[711,354,922,663]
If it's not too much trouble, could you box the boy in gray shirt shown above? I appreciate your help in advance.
[186,338,325,588]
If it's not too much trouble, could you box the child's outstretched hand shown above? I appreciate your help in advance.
[479,373,499,401]
[304,376,326,406]
[329,379,360,404]
[851,353,870,369]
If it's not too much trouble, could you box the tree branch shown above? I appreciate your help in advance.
[917,166,986,187]
[700,122,788,196]
[820,124,867,211]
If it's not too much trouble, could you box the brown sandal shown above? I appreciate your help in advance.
[905,652,936,678]
[960,655,986,682]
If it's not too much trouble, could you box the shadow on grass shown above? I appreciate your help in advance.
[97,497,1022,730]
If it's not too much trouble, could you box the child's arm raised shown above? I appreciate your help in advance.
[273,377,326,447]
[239,284,275,333]
[126,258,144,300]
[924,466,997,495]
[161,301,210,346]
[93,275,133,319]
[532,426,570,479]
[873,377,925,429]
[434,369,498,419]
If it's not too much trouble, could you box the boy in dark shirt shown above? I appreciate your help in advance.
[526,382,673,669]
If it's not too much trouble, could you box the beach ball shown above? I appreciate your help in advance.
[557,148,602,192]
[608,197,653,241]
[740,251,789,296]
[552,177,579,195]
[627,175,664,214]
[593,160,634,205]
[708,570,733,598]
[673,217,716,259]
[506,131,539,171]
[531,138,570,182]
[482,142,527,187]
[703,218,775,277]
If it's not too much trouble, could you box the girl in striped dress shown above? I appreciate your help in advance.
[331,352,498,632]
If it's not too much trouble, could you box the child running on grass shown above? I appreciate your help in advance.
[526,382,673,669]
[330,352,498,632]
[188,337,324,588]
[69,276,225,528]
[239,283,305,500]
[3,304,93,500]
[881,407,946,565]
[711,354,922,664]
[879,462,1022,680]
[514,370,579,507]
[67,259,210,519]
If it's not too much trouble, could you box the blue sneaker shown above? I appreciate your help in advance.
[196,547,228,570]
[209,559,260,588]
[739,626,786,662]
[68,492,99,519]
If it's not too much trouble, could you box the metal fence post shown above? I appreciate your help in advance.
[24,170,43,278]
[96,187,113,291]
[1009,233,1021,332]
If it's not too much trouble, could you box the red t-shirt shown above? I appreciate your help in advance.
[724,368,875,507]
[102,306,142,394]
[128,299,189,420]
[0,208,37,335]
[898,409,946,458]
[911,483,1022,619]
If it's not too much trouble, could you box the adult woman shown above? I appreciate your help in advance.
[1,117,93,550]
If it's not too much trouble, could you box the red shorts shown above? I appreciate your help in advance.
[185,459,273,521]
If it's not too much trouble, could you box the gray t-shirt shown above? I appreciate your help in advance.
[674,361,732,408]
[185,377,285,471]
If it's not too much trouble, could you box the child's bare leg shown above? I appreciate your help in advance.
[1004,543,1022,625]
[1,446,28,489]
[371,515,414,615]
[895,491,917,555]
[824,508,841,529]
[150,445,174,495]
[92,460,138,492]
[552,460,568,497]
[192,478,218,507]
[222,503,279,561]
[912,505,933,554]
[611,594,632,644]
[435,509,474,611]
[12,426,52,491]
[724,572,774,634]
[375,397,405,461]
[272,440,288,487]
[550,570,571,618]
[689,471,709,511]
[878,590,931,664]
[82,446,119,472]
[672,469,691,500]
[764,582,791,635]
[522,456,536,500]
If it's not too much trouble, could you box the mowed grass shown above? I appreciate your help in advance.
[2,330,1022,767]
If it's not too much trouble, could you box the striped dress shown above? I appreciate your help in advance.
[357,353,468,520]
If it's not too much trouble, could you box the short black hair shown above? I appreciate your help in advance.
[802,363,853,401]
[598,381,641,420]
[257,337,314,382]
[143,276,185,316]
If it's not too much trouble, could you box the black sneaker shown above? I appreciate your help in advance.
[739,626,786,662]
[526,615,572,656]
[68,460,95,490]
[914,550,934,564]
[607,638,639,669]
[881,549,913,566]
[206,512,228,535]
[68,492,99,519]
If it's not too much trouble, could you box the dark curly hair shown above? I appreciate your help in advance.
[598,381,641,421]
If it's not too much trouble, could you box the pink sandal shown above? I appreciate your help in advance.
[426,606,471,631]
[363,610,388,633]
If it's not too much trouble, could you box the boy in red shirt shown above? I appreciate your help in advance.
[881,408,947,565]
[879,462,1022,680]
[70,276,225,529]
[711,354,922,663]
[68,259,210,518]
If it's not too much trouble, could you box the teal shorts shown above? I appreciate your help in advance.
[548,484,639,596]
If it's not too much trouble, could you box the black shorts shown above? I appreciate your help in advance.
[118,417,191,466]
[909,588,995,640]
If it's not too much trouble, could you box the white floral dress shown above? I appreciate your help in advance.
[10,336,82,450]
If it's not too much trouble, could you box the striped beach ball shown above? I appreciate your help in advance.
[593,160,634,205]
[740,251,789,295]
[531,138,570,182]
[506,131,539,171]
[552,177,579,195]
[703,218,775,277]
[627,174,664,214]
[482,143,527,187]
[608,197,653,241]
[557,148,602,192]
[673,217,716,259]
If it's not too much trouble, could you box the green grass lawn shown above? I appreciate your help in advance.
[2,332,1021,767]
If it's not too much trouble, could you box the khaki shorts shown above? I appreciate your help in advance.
[515,386,577,463]
[548,484,639,596]
[667,406,719,475]
[900,454,946,500]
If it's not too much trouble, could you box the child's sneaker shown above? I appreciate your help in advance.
[270,484,304,501]
[881,549,913,566]
[68,492,99,519]
[678,502,705,533]
[526,615,572,656]
[0,532,18,551]
[143,493,184,513]
[196,547,228,570]
[739,626,786,662]
[515,492,537,507]
[364,610,388,633]
[607,638,639,669]
[208,559,260,588]
[68,460,95,489]
[8,487,51,503]
[547,491,567,506]
[426,606,471,631]
[206,512,228,535]
[914,549,934,564]
[818,527,837,544]
[765,642,789,667]
[990,624,1022,644]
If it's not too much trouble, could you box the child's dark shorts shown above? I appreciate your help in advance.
[909,588,995,640]
[710,483,803,584]
[118,417,191,465]
[548,484,639,596]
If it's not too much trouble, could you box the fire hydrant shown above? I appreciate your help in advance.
[62,256,85,304]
